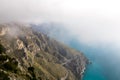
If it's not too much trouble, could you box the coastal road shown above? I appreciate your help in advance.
[60,59,72,80]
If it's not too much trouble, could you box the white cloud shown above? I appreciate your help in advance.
[1,0,120,46]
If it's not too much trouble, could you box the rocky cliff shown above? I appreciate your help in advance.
[0,23,88,80]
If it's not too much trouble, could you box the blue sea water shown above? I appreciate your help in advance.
[47,28,120,80]
[35,24,120,80]
[66,39,120,80]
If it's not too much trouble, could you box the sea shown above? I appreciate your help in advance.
[47,27,120,80]
[67,39,120,80]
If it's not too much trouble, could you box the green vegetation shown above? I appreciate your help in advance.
[28,66,37,80]
[3,59,18,71]
[0,71,10,80]
[0,44,18,72]
[0,44,19,79]
[0,55,9,61]
[0,44,39,80]
[0,44,6,54]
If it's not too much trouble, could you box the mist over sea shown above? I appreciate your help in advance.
[49,29,120,80]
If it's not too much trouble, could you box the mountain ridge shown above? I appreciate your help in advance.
[0,23,88,80]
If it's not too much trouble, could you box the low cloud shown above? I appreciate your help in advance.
[1,0,120,47]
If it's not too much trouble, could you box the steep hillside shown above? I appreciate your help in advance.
[0,23,88,80]
[31,23,72,43]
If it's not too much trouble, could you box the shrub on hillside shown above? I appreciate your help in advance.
[0,71,10,80]
[0,44,6,54]
[3,58,18,71]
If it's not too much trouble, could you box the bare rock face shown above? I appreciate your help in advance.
[0,23,88,80]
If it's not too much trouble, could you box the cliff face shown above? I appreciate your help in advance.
[0,23,88,80]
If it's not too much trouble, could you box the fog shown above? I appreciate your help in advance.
[1,0,120,47]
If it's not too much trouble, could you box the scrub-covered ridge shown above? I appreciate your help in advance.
[0,23,88,80]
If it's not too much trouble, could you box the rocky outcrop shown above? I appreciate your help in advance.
[0,23,88,80]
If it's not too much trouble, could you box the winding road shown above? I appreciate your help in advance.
[60,59,72,80]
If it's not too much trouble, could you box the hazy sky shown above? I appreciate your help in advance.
[1,0,120,46]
